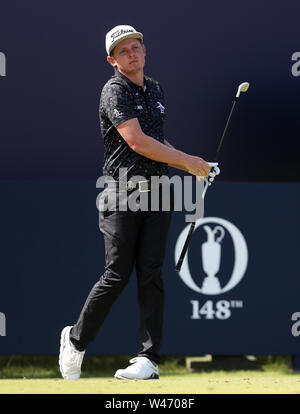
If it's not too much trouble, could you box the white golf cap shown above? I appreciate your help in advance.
[105,25,143,55]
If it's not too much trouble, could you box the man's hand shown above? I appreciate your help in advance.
[164,140,209,177]
[185,155,210,179]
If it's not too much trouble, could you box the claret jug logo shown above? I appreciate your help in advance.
[175,217,248,295]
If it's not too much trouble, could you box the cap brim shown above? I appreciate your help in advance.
[108,32,143,55]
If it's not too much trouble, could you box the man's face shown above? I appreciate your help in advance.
[107,38,146,74]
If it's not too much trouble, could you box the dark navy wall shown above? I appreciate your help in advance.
[0,0,299,180]
[0,181,299,355]
[0,1,299,355]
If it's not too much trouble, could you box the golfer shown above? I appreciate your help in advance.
[59,25,210,380]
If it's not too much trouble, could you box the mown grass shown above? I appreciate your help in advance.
[1,373,300,394]
[0,355,299,394]
[0,355,294,379]
[0,355,187,379]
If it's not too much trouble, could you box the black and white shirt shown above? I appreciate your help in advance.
[99,69,169,180]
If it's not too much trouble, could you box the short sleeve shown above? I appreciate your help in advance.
[101,82,136,127]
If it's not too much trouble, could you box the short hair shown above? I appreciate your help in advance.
[110,38,143,57]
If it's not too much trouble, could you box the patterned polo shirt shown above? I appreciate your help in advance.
[99,69,169,181]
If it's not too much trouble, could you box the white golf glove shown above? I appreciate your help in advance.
[207,162,220,186]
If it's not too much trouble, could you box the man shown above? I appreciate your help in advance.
[59,25,210,380]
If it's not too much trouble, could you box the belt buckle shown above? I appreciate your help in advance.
[126,180,136,191]
[138,180,150,192]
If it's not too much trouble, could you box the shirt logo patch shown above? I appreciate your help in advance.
[137,105,143,110]
[156,101,165,114]
[113,109,123,118]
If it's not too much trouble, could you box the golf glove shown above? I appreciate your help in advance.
[207,164,220,186]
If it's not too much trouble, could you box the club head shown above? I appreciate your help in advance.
[236,82,250,98]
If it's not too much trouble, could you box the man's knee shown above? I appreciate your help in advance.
[98,270,131,290]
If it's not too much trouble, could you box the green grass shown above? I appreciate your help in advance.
[0,355,188,379]
[0,355,299,394]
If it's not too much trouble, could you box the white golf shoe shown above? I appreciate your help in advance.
[114,357,159,380]
[59,326,85,380]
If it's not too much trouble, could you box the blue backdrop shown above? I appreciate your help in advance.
[0,0,299,355]
[0,181,299,355]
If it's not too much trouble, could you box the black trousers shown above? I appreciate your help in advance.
[70,189,173,365]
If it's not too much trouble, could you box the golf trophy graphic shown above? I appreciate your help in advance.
[201,225,225,294]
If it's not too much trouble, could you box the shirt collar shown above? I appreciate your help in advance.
[113,69,148,91]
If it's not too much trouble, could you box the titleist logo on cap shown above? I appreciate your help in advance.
[111,28,134,42]
[105,25,143,55]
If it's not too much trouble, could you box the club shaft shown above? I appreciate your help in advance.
[175,96,240,273]
[215,97,238,162]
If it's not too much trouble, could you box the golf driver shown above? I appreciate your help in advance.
[175,81,250,273]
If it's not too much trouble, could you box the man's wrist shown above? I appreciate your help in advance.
[174,151,189,171]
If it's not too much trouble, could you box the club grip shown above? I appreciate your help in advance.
[175,222,196,272]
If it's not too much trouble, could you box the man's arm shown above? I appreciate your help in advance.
[117,119,210,177]
[164,139,174,149]
[164,139,190,172]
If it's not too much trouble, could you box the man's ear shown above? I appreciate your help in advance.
[142,44,146,56]
[107,55,117,68]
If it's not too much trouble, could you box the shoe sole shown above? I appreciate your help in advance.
[114,373,159,380]
[59,326,72,380]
